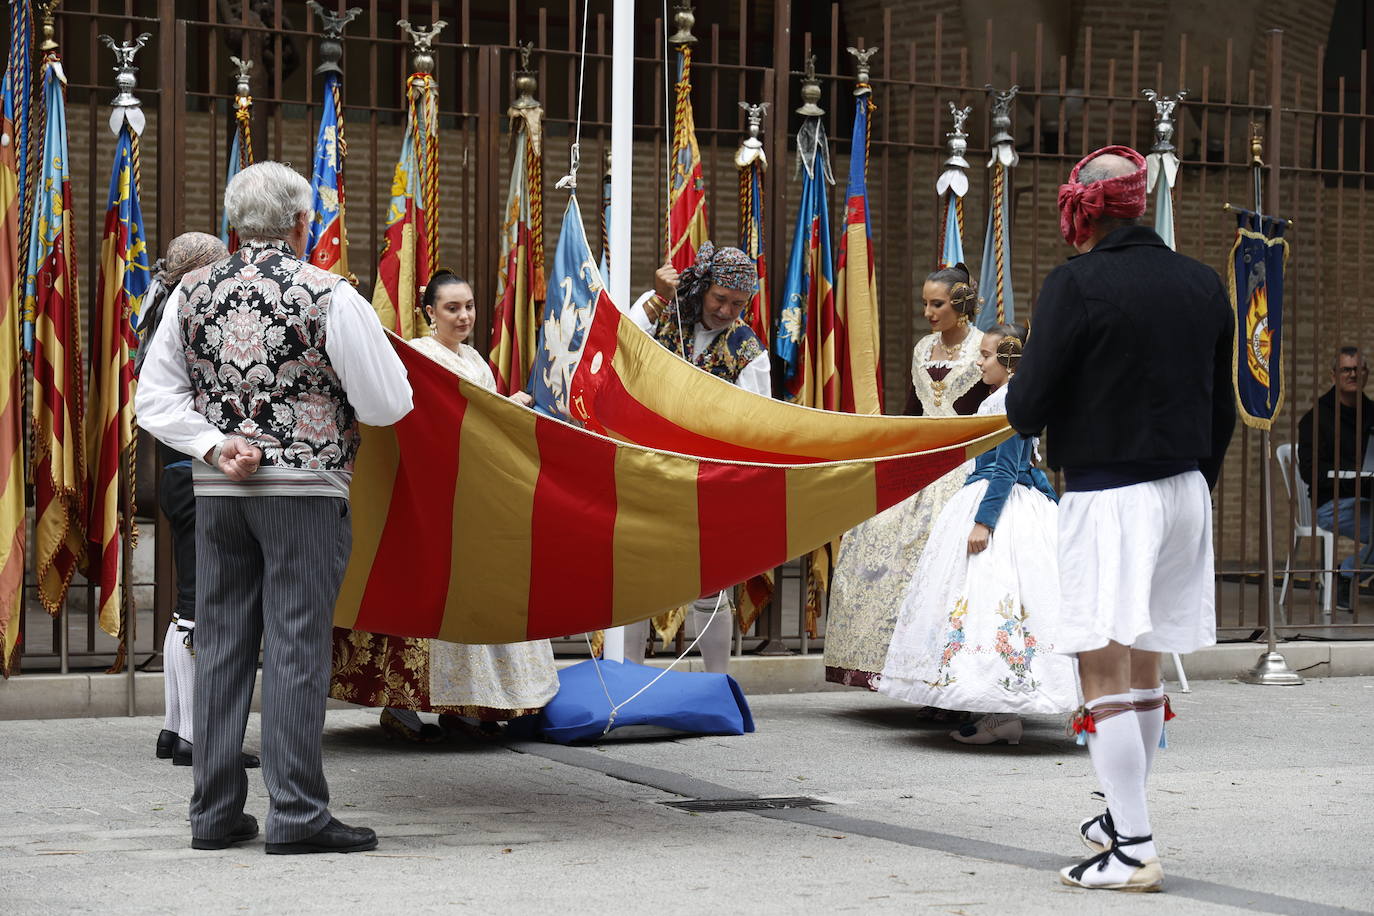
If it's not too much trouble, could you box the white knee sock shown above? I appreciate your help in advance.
[162,620,182,734]
[171,619,196,744]
[1131,685,1166,777]
[1085,693,1157,861]
[622,619,650,665]
[690,601,732,674]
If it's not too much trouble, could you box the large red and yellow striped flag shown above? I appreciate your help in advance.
[667,44,707,272]
[0,0,33,675]
[488,106,545,395]
[86,114,150,650]
[24,48,88,617]
[336,198,1009,642]
[372,70,438,340]
[832,88,883,415]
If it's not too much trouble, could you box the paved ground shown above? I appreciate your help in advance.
[2,677,1371,915]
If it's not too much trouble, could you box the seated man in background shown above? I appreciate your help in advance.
[1297,346,1374,609]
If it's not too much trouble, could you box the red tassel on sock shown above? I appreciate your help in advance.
[1163,695,1176,722]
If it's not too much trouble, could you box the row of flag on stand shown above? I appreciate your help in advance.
[0,2,1291,675]
[0,5,154,674]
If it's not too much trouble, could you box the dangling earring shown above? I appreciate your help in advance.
[957,313,970,328]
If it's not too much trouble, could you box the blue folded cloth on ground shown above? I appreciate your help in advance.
[526,659,754,744]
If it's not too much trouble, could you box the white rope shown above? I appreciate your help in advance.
[555,0,593,190]
[583,590,726,735]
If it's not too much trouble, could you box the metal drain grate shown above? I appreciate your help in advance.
[663,796,829,813]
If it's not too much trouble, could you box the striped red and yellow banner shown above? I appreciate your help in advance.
[0,0,33,675]
[87,115,150,654]
[25,46,88,618]
[488,107,545,395]
[833,89,882,416]
[667,44,707,272]
[335,325,1008,644]
[372,71,438,340]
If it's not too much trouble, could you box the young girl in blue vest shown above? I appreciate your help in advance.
[877,323,1078,742]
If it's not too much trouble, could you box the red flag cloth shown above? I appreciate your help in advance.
[335,317,1009,643]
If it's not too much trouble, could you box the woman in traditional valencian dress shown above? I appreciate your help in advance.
[823,264,991,690]
[878,324,1078,744]
[330,272,560,741]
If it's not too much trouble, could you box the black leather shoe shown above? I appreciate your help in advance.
[191,813,259,850]
[265,817,378,855]
[156,729,178,759]
[172,736,262,769]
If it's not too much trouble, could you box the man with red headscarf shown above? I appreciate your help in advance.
[1007,147,1235,892]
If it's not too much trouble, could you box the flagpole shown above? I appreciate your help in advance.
[1240,29,1302,687]
[600,0,633,664]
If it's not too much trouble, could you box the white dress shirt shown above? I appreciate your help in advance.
[627,290,772,397]
[135,275,414,497]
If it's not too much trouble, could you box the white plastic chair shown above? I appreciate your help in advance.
[1276,442,1334,623]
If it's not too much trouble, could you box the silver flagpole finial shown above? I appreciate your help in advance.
[796,54,825,117]
[100,32,152,135]
[308,2,361,76]
[398,19,446,75]
[986,84,1020,167]
[847,45,879,96]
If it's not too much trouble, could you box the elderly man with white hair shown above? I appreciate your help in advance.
[137,161,413,854]
[1007,146,1235,892]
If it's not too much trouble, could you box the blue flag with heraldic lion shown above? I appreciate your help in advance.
[1228,209,1290,430]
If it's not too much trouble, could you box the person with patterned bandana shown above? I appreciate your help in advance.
[136,162,413,855]
[621,243,770,672]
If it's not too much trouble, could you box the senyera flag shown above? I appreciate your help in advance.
[87,110,151,657]
[0,0,33,675]
[1229,208,1290,430]
[667,43,707,272]
[306,70,351,279]
[335,197,1010,643]
[24,41,88,619]
[371,68,438,340]
[832,86,882,415]
[488,105,545,396]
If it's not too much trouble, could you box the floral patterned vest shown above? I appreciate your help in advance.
[177,239,359,470]
[652,310,764,384]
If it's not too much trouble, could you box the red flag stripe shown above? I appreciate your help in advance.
[696,462,788,597]
[352,356,466,634]
[526,415,619,638]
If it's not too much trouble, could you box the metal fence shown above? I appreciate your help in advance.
[11,0,1373,678]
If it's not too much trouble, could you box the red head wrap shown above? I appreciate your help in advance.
[1057,145,1148,247]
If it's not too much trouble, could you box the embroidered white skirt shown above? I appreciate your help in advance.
[1054,470,1216,655]
[878,480,1078,715]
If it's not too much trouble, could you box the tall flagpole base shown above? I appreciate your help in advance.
[1238,651,1304,686]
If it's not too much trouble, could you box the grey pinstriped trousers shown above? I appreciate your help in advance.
[189,495,351,844]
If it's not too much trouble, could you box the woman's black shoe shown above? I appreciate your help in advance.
[156,729,178,759]
[171,736,262,769]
